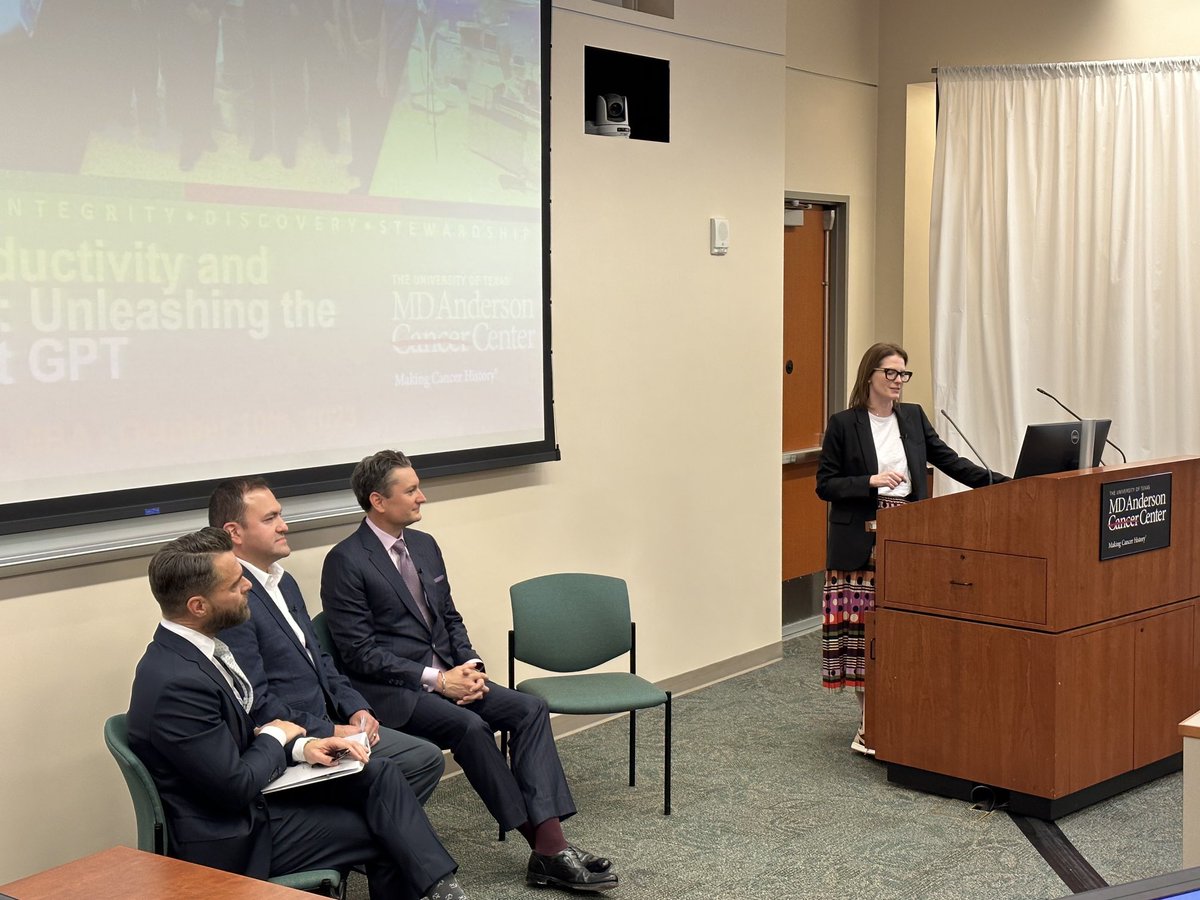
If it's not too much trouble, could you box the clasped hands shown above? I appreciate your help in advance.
[439,662,489,706]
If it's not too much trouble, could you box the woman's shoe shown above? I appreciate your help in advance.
[850,729,876,757]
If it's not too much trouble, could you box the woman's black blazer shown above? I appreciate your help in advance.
[815,403,1004,571]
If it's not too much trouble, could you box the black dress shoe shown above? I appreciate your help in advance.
[527,850,618,892]
[567,845,612,873]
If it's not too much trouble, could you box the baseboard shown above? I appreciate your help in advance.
[783,614,821,640]
[439,639,784,779]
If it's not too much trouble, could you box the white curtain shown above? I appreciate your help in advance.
[929,57,1200,487]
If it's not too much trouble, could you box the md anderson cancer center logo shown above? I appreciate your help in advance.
[1100,473,1171,561]
[388,276,539,389]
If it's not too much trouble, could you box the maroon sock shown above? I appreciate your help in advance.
[520,817,567,856]
[517,821,535,847]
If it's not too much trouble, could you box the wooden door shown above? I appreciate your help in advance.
[782,207,828,580]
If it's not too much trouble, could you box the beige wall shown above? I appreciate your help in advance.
[0,2,789,883]
[876,0,1200,401]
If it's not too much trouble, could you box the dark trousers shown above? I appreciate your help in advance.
[373,724,444,804]
[404,684,576,831]
[267,756,455,900]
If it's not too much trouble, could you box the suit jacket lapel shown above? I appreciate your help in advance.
[896,404,926,500]
[246,569,316,671]
[407,538,442,627]
[154,625,254,739]
[279,576,324,668]
[852,408,880,475]
[357,522,432,633]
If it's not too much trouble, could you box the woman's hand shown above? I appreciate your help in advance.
[870,471,907,490]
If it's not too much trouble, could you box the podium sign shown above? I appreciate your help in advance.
[1100,472,1172,560]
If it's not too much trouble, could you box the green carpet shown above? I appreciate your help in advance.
[347,633,1183,899]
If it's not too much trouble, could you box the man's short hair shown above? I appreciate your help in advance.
[351,450,413,511]
[149,527,233,617]
[208,476,271,527]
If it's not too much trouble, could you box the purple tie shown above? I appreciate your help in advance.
[393,536,432,627]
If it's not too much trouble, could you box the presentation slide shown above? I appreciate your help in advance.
[0,0,550,527]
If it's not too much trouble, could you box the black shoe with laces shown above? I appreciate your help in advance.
[527,849,618,892]
[567,845,612,873]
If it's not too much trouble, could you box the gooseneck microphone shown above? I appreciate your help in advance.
[1035,387,1128,463]
[940,409,993,486]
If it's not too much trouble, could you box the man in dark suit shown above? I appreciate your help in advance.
[209,476,445,804]
[322,450,618,893]
[126,527,469,900]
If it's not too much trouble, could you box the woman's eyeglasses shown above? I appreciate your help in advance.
[874,368,914,383]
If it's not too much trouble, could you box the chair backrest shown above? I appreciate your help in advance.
[311,611,345,671]
[103,713,168,855]
[510,573,632,672]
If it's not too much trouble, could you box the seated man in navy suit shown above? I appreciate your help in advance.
[126,527,469,900]
[209,476,444,805]
[321,450,618,893]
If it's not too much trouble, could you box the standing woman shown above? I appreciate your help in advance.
[816,342,1005,756]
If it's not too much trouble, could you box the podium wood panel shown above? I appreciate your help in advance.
[1134,606,1196,768]
[883,542,1047,624]
[1060,623,1134,794]
[876,457,1200,632]
[874,611,1055,795]
[873,457,1200,815]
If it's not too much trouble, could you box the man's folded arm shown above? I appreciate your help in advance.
[149,678,287,811]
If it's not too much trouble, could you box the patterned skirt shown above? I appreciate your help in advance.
[821,496,908,691]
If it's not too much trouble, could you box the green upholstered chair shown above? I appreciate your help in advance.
[103,714,346,897]
[311,611,345,671]
[507,573,672,815]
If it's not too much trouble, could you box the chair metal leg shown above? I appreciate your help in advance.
[504,627,514,841]
[664,691,672,815]
[628,708,637,787]
[498,730,508,841]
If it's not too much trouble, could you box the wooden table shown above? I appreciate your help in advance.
[0,846,308,899]
[1180,710,1200,867]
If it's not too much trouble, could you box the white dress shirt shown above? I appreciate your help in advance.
[869,410,913,498]
[240,558,314,665]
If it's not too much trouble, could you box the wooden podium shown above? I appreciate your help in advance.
[868,456,1200,818]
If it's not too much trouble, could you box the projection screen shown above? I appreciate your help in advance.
[0,0,554,535]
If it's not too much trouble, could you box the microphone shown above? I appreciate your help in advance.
[1035,387,1127,464]
[940,409,993,486]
